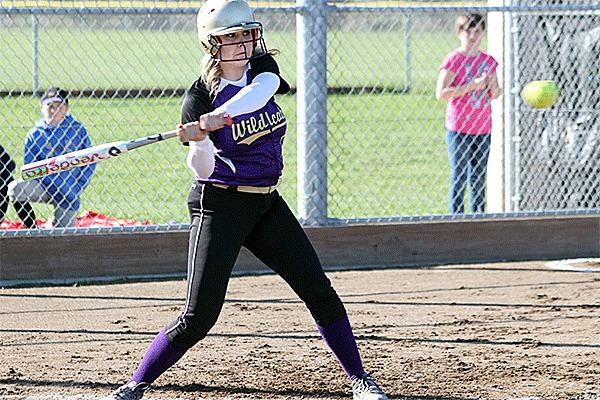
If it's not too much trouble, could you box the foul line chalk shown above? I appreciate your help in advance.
[546,258,600,273]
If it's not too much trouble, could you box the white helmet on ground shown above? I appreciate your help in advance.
[197,0,267,61]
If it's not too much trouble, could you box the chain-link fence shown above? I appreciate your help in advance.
[1,0,598,234]
[511,10,599,211]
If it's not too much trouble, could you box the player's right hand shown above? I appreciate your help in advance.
[176,121,209,143]
[199,112,232,132]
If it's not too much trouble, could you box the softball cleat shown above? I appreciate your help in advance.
[351,373,389,400]
[103,381,149,400]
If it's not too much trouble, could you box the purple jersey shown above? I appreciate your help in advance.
[207,68,287,187]
[181,54,289,187]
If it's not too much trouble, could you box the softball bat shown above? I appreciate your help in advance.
[19,131,177,181]
[20,115,233,181]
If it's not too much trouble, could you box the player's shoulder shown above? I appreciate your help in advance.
[188,76,210,93]
[250,53,279,73]
[186,77,211,101]
[250,53,290,94]
[182,77,214,126]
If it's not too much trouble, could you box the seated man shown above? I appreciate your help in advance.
[9,87,96,228]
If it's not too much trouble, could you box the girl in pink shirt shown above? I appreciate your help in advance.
[436,13,502,213]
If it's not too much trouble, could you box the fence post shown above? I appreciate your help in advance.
[32,14,39,94]
[296,0,328,226]
[404,13,411,92]
[505,10,518,212]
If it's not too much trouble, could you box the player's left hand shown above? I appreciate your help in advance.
[176,121,209,143]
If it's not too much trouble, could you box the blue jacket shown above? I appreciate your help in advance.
[24,114,96,211]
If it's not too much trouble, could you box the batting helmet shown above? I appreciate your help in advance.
[197,0,267,60]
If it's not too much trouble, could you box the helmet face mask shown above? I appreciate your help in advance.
[197,0,268,61]
[207,25,267,62]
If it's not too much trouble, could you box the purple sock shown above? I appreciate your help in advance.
[317,315,365,380]
[129,328,186,385]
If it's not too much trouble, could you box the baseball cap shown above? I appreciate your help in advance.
[41,87,69,106]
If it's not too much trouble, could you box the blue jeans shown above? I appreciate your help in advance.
[446,130,491,214]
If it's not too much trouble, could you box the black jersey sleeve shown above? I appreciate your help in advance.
[250,53,291,94]
[181,78,214,125]
[180,78,214,147]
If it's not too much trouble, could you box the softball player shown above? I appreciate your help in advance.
[103,1,388,399]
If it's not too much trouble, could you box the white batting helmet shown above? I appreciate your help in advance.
[197,0,267,60]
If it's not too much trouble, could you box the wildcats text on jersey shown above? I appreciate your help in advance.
[232,109,286,145]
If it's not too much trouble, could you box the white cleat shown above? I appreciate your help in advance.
[351,373,389,400]
[103,381,149,400]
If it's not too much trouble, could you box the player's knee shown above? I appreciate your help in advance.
[166,315,214,350]
[306,285,347,326]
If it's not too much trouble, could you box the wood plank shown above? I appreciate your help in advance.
[1,215,598,285]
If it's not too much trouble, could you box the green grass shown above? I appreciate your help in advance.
[1,26,454,94]
[1,93,449,223]
[2,21,458,223]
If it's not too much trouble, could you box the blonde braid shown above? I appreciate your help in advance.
[201,55,222,98]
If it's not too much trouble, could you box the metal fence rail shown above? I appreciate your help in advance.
[1,0,598,234]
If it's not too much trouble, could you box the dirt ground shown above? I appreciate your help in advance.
[1,261,599,400]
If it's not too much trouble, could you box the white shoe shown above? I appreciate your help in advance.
[103,381,149,400]
[351,373,389,400]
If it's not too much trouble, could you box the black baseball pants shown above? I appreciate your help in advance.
[166,182,346,350]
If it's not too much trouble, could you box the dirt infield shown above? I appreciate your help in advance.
[1,261,599,400]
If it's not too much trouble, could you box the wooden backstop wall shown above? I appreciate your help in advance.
[1,215,598,286]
